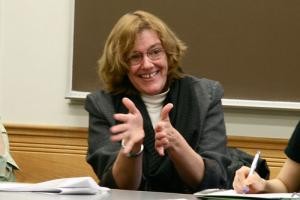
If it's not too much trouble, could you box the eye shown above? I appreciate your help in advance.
[150,48,163,55]
[127,53,143,65]
[148,48,164,59]
[129,53,142,61]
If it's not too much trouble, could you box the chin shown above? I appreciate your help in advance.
[144,88,164,95]
[138,81,166,95]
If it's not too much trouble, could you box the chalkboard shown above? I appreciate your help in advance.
[70,0,300,108]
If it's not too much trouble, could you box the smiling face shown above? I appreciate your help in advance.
[127,29,168,95]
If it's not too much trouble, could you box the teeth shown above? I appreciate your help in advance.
[140,71,157,78]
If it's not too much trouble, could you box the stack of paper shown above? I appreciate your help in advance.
[0,176,110,195]
[194,189,299,199]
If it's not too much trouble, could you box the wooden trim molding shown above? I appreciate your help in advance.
[6,124,88,154]
[4,124,288,182]
[4,123,97,183]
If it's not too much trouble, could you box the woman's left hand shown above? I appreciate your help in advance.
[154,103,180,156]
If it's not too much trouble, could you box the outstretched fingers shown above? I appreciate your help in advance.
[110,97,145,155]
[160,103,173,121]
[155,103,173,156]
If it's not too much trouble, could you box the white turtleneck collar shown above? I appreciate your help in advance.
[141,89,169,128]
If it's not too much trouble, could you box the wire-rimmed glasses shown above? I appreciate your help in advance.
[127,47,165,66]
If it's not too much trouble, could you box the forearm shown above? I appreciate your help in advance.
[264,179,288,193]
[167,134,205,189]
[112,145,143,190]
[268,158,300,193]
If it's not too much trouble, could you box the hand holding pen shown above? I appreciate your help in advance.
[242,151,261,193]
[232,151,267,194]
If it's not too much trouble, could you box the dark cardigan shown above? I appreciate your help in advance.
[85,76,232,193]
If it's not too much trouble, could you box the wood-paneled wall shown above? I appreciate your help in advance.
[5,124,98,183]
[4,124,287,183]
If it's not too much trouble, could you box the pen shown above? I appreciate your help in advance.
[248,151,260,177]
[243,151,260,193]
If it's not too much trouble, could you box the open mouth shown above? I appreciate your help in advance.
[139,71,159,79]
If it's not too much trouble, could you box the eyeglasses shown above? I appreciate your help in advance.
[127,47,165,66]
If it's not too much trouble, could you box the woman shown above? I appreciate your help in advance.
[233,121,300,193]
[85,10,231,193]
[0,122,18,181]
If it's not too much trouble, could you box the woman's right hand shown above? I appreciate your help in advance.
[233,166,267,194]
[110,97,145,154]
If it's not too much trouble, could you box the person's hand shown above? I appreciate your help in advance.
[154,103,179,156]
[110,97,145,154]
[233,166,267,194]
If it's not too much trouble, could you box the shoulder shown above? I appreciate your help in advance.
[289,121,300,145]
[86,90,112,103]
[85,90,114,115]
[0,123,8,147]
[0,123,6,133]
[294,121,300,137]
[0,123,8,141]
[180,75,224,100]
[285,121,300,163]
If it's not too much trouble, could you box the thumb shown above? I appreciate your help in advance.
[156,146,165,156]
[160,103,173,120]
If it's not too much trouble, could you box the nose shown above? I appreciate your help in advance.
[140,54,154,69]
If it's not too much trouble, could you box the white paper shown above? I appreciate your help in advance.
[0,177,110,195]
[194,189,299,199]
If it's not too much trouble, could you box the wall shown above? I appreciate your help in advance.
[0,0,299,138]
[0,0,87,127]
